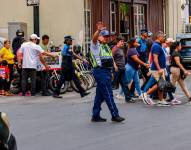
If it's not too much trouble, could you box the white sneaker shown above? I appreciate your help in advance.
[157,100,170,106]
[142,93,151,105]
[116,94,125,100]
[147,97,155,106]
[171,98,182,105]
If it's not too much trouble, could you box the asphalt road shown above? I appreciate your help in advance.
[1,76,191,150]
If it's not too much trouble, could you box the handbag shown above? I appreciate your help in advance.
[180,69,186,80]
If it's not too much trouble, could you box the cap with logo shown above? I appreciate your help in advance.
[99,29,110,37]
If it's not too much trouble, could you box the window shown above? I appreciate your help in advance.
[84,0,91,54]
[134,4,146,37]
[119,3,131,40]
[110,1,116,33]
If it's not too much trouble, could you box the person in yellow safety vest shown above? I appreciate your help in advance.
[90,22,125,123]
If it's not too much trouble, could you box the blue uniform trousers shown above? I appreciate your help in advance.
[92,68,119,118]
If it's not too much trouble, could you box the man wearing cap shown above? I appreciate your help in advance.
[53,35,90,98]
[90,22,125,122]
[18,34,56,96]
[137,29,150,89]
[108,32,117,49]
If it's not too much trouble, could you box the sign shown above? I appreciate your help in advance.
[37,52,62,71]
[27,0,40,6]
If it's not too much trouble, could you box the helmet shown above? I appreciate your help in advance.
[16,29,24,37]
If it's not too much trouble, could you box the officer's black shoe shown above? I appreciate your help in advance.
[91,117,107,122]
[111,116,125,122]
[52,94,63,98]
[81,92,91,98]
[42,93,52,96]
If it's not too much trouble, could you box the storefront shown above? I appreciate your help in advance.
[85,0,165,43]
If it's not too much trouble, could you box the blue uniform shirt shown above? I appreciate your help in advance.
[151,42,166,70]
[61,44,72,56]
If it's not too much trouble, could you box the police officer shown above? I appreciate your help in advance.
[90,22,125,122]
[53,36,90,98]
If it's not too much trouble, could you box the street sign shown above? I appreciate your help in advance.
[27,0,40,6]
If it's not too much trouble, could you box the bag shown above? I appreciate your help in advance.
[158,76,176,92]
[158,76,166,91]
[180,69,186,80]
[165,81,176,93]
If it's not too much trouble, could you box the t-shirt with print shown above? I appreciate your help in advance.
[0,66,9,79]
[151,42,166,70]
[127,48,140,70]
[170,51,182,68]
[21,42,44,69]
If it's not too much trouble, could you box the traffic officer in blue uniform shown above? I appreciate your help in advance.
[90,22,125,122]
[53,36,90,98]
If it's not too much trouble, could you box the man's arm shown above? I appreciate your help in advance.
[92,22,106,44]
[39,53,49,70]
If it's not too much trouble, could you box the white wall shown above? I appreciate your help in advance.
[0,0,84,45]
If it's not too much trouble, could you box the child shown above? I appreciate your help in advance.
[0,60,10,95]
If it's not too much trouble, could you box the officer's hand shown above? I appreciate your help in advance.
[96,22,106,31]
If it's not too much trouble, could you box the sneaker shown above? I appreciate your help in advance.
[126,98,136,103]
[111,116,125,122]
[142,92,151,105]
[171,98,182,105]
[91,117,107,122]
[81,92,91,98]
[147,97,155,106]
[116,94,125,100]
[156,100,170,106]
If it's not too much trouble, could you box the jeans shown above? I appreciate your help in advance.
[22,68,36,95]
[112,69,131,101]
[143,76,156,93]
[124,64,141,96]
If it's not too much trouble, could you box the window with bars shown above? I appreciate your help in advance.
[134,4,146,37]
[110,1,116,33]
[84,0,91,54]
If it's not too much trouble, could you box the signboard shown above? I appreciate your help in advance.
[27,0,40,6]
[37,52,62,71]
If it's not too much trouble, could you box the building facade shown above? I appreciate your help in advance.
[0,0,85,46]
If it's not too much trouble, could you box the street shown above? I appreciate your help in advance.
[1,76,191,150]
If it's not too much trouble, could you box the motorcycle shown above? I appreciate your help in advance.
[0,112,17,150]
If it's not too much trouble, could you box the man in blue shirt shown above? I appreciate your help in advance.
[53,36,90,98]
[143,31,169,106]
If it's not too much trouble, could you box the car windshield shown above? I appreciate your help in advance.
[181,39,191,46]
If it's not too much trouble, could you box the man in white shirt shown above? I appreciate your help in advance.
[18,34,55,96]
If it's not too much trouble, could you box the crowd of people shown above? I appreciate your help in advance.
[100,24,191,107]
[89,22,191,123]
[0,23,191,120]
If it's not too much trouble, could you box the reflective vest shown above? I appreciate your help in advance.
[90,44,113,69]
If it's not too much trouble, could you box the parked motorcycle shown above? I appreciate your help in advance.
[0,112,17,150]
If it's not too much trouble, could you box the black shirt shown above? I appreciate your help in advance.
[112,46,126,70]
[171,51,182,68]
